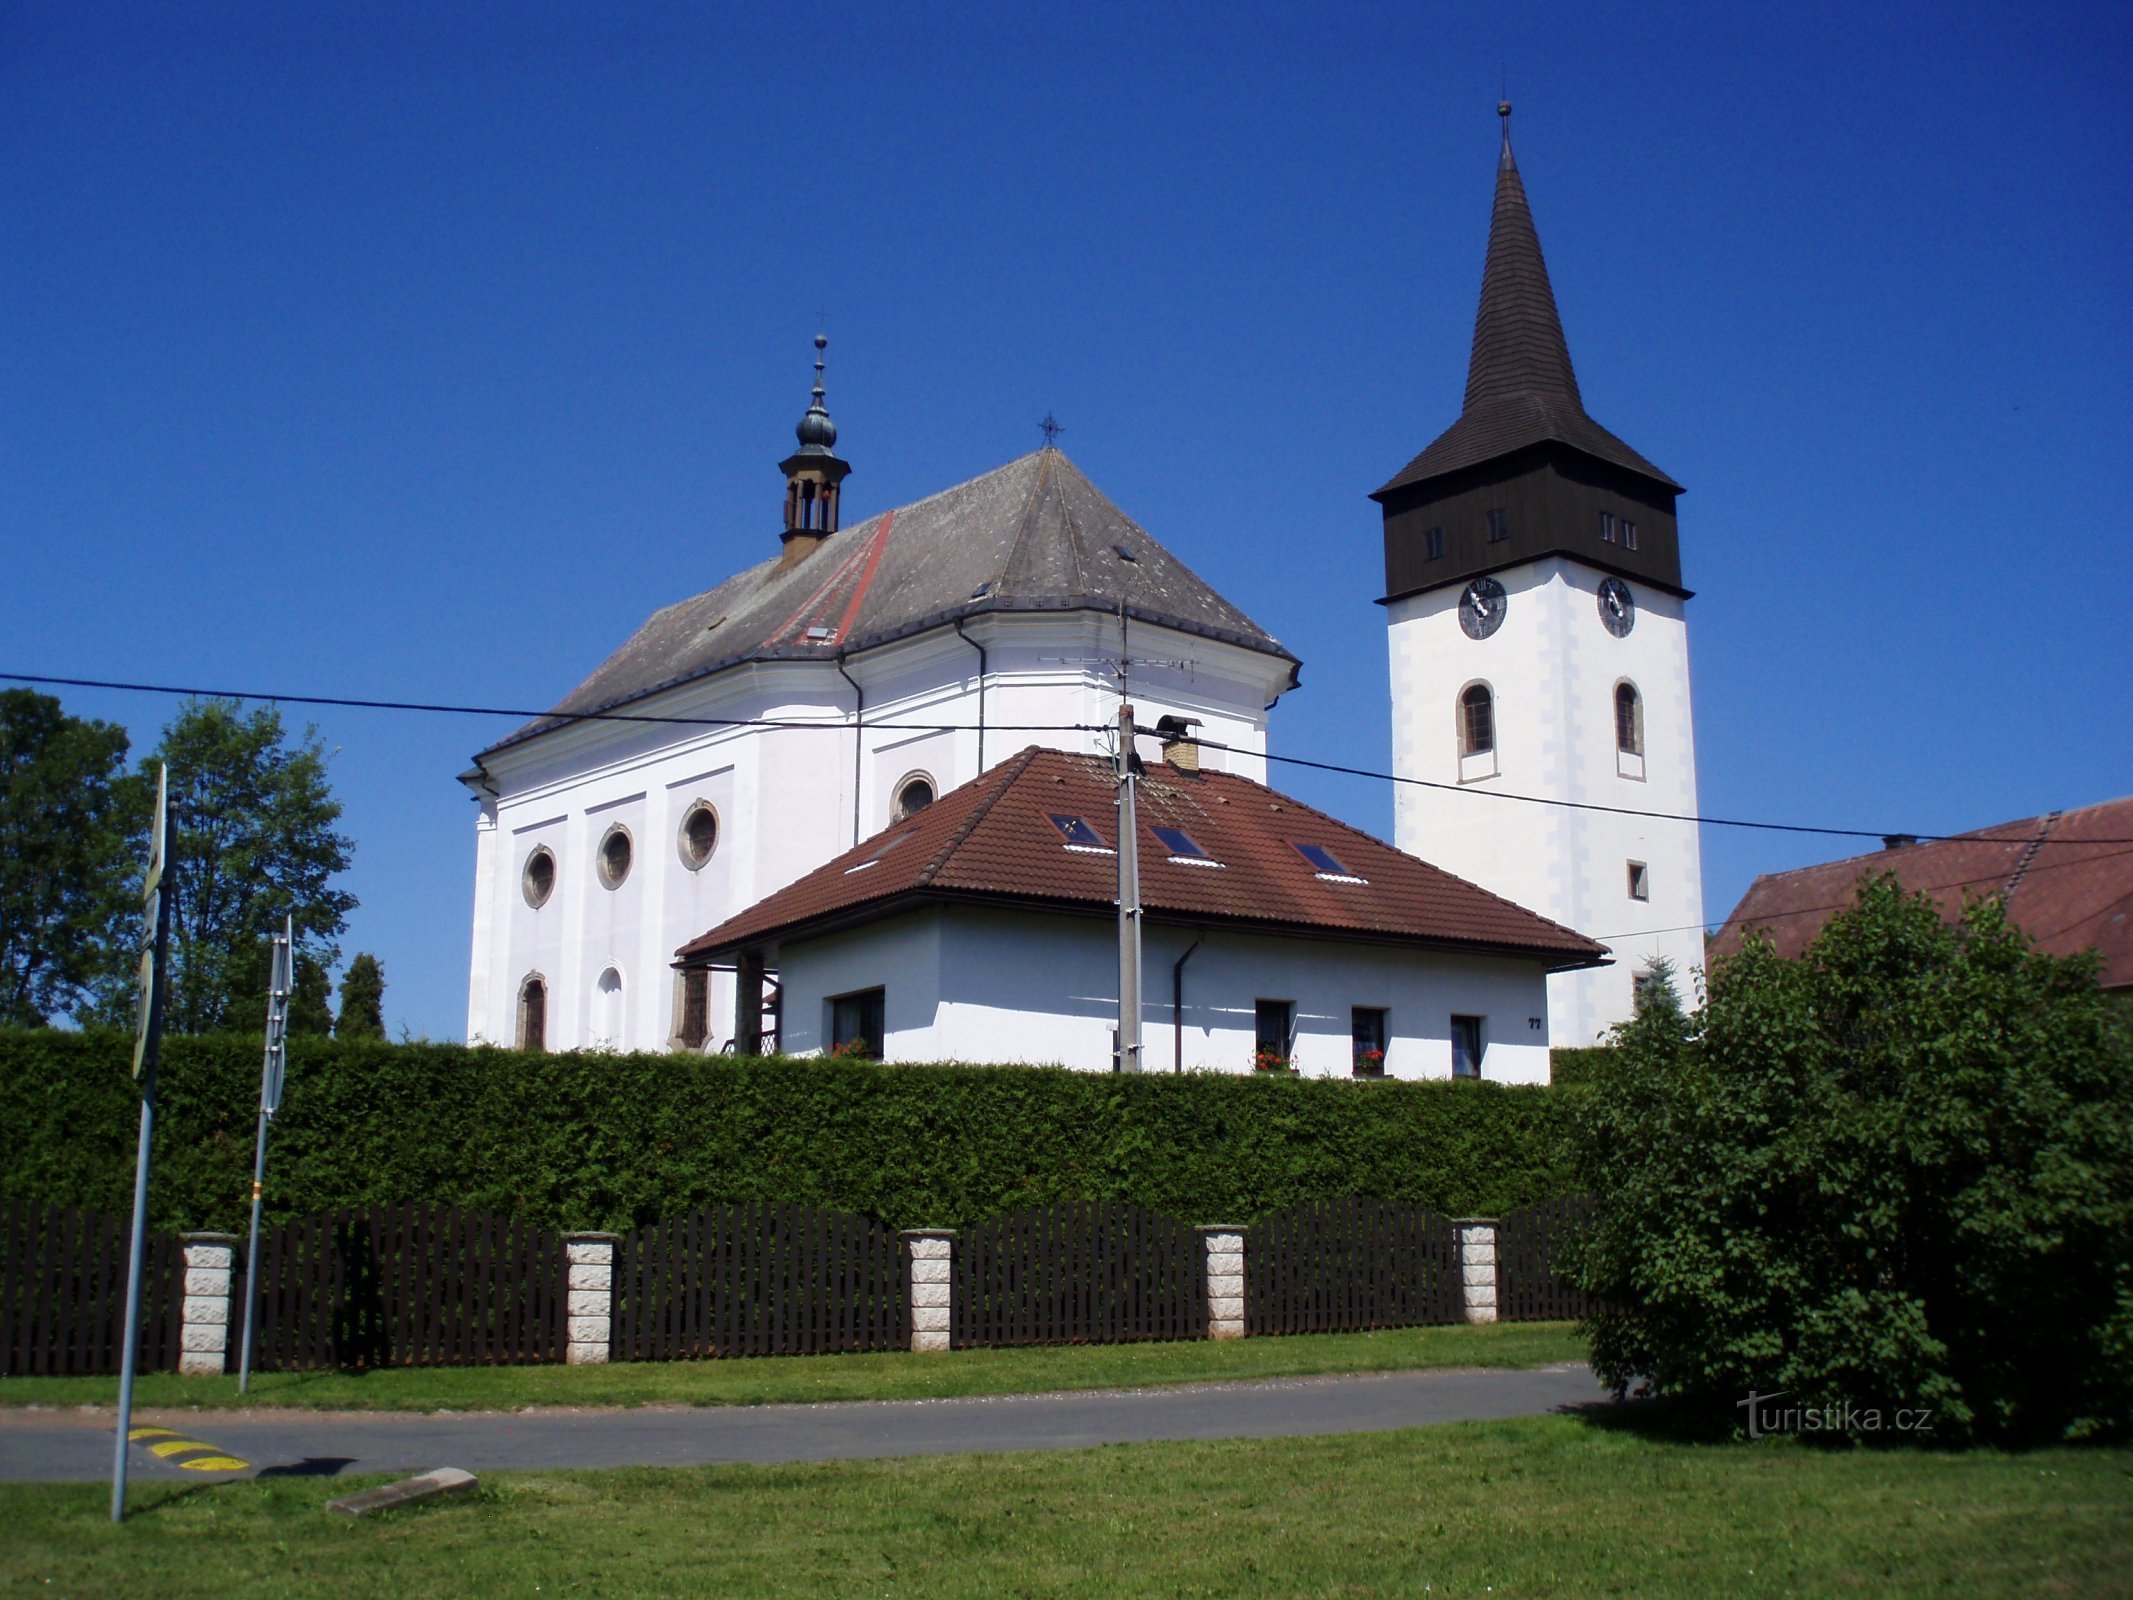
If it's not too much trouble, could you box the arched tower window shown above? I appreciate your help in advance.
[1615,682,1643,756]
[1459,683,1495,757]
[518,975,547,1052]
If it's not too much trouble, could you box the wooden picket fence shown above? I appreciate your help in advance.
[1245,1196,1462,1335]
[0,1203,184,1376]
[614,1202,904,1360]
[249,1204,568,1369]
[952,1201,1205,1348]
[1495,1197,1595,1322]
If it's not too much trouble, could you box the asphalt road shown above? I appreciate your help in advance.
[0,1363,1604,1484]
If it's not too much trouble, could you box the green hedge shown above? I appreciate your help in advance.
[0,1031,1575,1235]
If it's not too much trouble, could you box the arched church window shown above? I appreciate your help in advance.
[522,847,556,909]
[1615,683,1644,756]
[593,966,623,1049]
[518,975,547,1052]
[678,802,719,870]
[893,773,936,821]
[1459,684,1495,757]
[598,824,634,889]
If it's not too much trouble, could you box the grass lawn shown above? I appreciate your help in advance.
[0,1320,1584,1412]
[4,1412,2128,1598]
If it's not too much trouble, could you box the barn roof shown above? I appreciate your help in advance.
[679,745,1608,968]
[1708,795,2133,990]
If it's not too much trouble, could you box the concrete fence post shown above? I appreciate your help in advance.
[901,1228,955,1353]
[563,1232,619,1364]
[1455,1219,1498,1324]
[177,1232,238,1376]
[1199,1224,1246,1339]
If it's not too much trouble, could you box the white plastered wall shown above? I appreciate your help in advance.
[466,610,1291,1052]
[1387,556,1703,1045]
[776,904,1557,1083]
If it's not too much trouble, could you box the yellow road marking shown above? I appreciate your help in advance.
[127,1425,249,1471]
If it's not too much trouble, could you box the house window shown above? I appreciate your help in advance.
[1599,510,1616,544]
[1151,825,1217,863]
[1485,508,1509,542]
[1450,1014,1484,1079]
[893,773,936,821]
[1615,682,1643,755]
[1459,683,1495,757]
[1425,526,1445,560]
[522,847,556,909]
[829,988,886,1060]
[1352,1007,1388,1076]
[676,967,708,1050]
[1628,860,1650,901]
[517,975,547,1051]
[597,824,633,890]
[1254,999,1293,1071]
[1622,520,1639,551]
[1049,813,1108,849]
[678,803,719,870]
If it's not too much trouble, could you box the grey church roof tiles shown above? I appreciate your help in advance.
[1375,129,1680,497]
[484,449,1296,756]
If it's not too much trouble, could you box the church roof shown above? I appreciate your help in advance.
[679,745,1607,967]
[1375,117,1680,498]
[484,449,1296,755]
[1708,795,2133,991]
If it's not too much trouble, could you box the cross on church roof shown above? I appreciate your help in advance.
[1039,412,1064,447]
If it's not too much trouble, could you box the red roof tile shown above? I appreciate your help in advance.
[678,747,1608,967]
[1708,795,2133,990]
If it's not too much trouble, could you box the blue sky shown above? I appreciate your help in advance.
[5,2,2128,1040]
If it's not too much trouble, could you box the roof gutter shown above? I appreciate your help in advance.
[951,618,987,771]
[1172,930,1205,1075]
[835,654,863,848]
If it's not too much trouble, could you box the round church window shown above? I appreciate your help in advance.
[598,824,634,889]
[522,847,556,909]
[678,802,719,870]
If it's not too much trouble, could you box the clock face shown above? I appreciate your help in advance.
[1459,577,1507,640]
[1597,578,1636,637]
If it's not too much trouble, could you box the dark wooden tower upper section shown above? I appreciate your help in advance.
[1375,108,1686,603]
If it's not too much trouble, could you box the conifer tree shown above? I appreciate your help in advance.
[335,953,386,1041]
[286,954,335,1037]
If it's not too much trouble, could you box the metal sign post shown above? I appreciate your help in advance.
[1115,701,1143,1073]
[112,764,174,1524]
[237,915,292,1394]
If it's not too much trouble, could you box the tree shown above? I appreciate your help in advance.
[336,953,386,1041]
[0,691,144,1025]
[286,953,335,1037]
[1571,877,2133,1444]
[106,699,357,1035]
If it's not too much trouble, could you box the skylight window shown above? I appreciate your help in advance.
[1049,814,1108,849]
[1151,826,1217,864]
[805,625,837,642]
[1112,543,1139,563]
[1294,842,1368,884]
[844,828,917,874]
[970,581,995,599]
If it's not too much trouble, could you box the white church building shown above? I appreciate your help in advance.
[461,107,1704,1063]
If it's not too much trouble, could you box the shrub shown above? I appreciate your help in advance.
[0,1033,1576,1236]
[1572,877,2133,1444]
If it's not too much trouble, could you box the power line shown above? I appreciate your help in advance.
[1168,729,2133,848]
[0,671,1105,741]
[8,669,2125,848]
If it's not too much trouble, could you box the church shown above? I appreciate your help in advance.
[460,105,1704,1067]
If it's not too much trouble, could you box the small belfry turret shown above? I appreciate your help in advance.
[779,333,850,564]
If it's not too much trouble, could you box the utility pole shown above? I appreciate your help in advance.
[112,764,173,1524]
[1115,700,1143,1073]
[238,915,292,1394]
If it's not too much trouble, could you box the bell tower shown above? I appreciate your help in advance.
[778,333,850,565]
[1378,105,1705,1047]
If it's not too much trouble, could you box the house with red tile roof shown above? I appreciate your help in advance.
[677,745,1607,1081]
[1709,795,2133,996]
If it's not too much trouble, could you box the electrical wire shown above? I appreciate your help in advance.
[7,669,2127,848]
